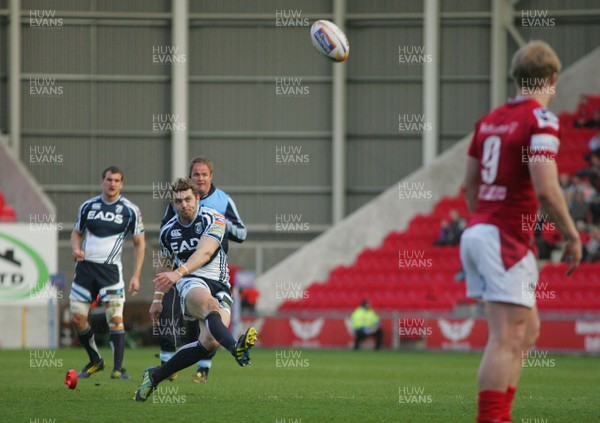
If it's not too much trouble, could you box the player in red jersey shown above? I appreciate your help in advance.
[460,40,582,423]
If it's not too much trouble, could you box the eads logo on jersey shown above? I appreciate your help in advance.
[170,237,199,254]
[88,210,124,224]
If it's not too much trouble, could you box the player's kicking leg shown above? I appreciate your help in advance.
[183,285,257,366]
[135,286,256,402]
[135,327,257,402]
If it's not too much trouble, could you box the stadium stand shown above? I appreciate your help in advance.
[280,96,600,313]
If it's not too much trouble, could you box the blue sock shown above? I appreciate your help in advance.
[78,327,101,363]
[109,330,125,371]
[205,311,236,355]
[153,342,210,384]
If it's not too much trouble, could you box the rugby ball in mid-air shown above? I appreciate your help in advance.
[310,20,349,62]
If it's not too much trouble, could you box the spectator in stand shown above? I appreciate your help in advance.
[574,102,600,125]
[589,190,600,225]
[535,226,553,261]
[435,219,450,245]
[585,226,600,262]
[583,179,598,201]
[569,191,590,224]
[565,176,596,206]
[573,109,600,153]
[564,175,581,204]
[575,221,591,262]
[240,286,259,313]
[559,173,572,193]
[588,130,599,153]
[351,300,383,351]
[435,209,466,246]
[576,151,600,191]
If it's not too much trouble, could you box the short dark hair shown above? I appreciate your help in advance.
[188,156,214,178]
[102,166,124,180]
[171,177,200,197]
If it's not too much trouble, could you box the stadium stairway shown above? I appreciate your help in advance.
[277,101,600,313]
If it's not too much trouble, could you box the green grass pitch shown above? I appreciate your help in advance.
[2,347,598,422]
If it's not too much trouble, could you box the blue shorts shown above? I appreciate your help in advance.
[69,261,125,303]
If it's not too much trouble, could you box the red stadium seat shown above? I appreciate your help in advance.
[277,99,600,314]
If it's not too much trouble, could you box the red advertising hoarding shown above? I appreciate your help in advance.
[239,317,600,353]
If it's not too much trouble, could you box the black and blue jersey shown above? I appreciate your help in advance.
[160,184,246,252]
[159,206,230,287]
[74,195,144,265]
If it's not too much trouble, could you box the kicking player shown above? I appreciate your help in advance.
[135,178,256,402]
[460,40,581,423]
[156,156,247,382]
[70,166,145,380]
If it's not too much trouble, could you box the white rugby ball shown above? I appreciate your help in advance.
[310,20,350,62]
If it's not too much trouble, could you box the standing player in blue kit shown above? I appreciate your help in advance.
[69,166,146,380]
[135,178,255,402]
[155,156,247,382]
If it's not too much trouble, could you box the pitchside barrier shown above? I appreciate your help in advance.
[235,312,600,354]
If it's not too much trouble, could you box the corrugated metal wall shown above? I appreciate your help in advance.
[2,0,599,283]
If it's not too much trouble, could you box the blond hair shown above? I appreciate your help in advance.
[510,40,561,88]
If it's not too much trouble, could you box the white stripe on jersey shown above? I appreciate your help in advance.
[530,133,559,154]
[121,197,145,236]
[106,232,127,264]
